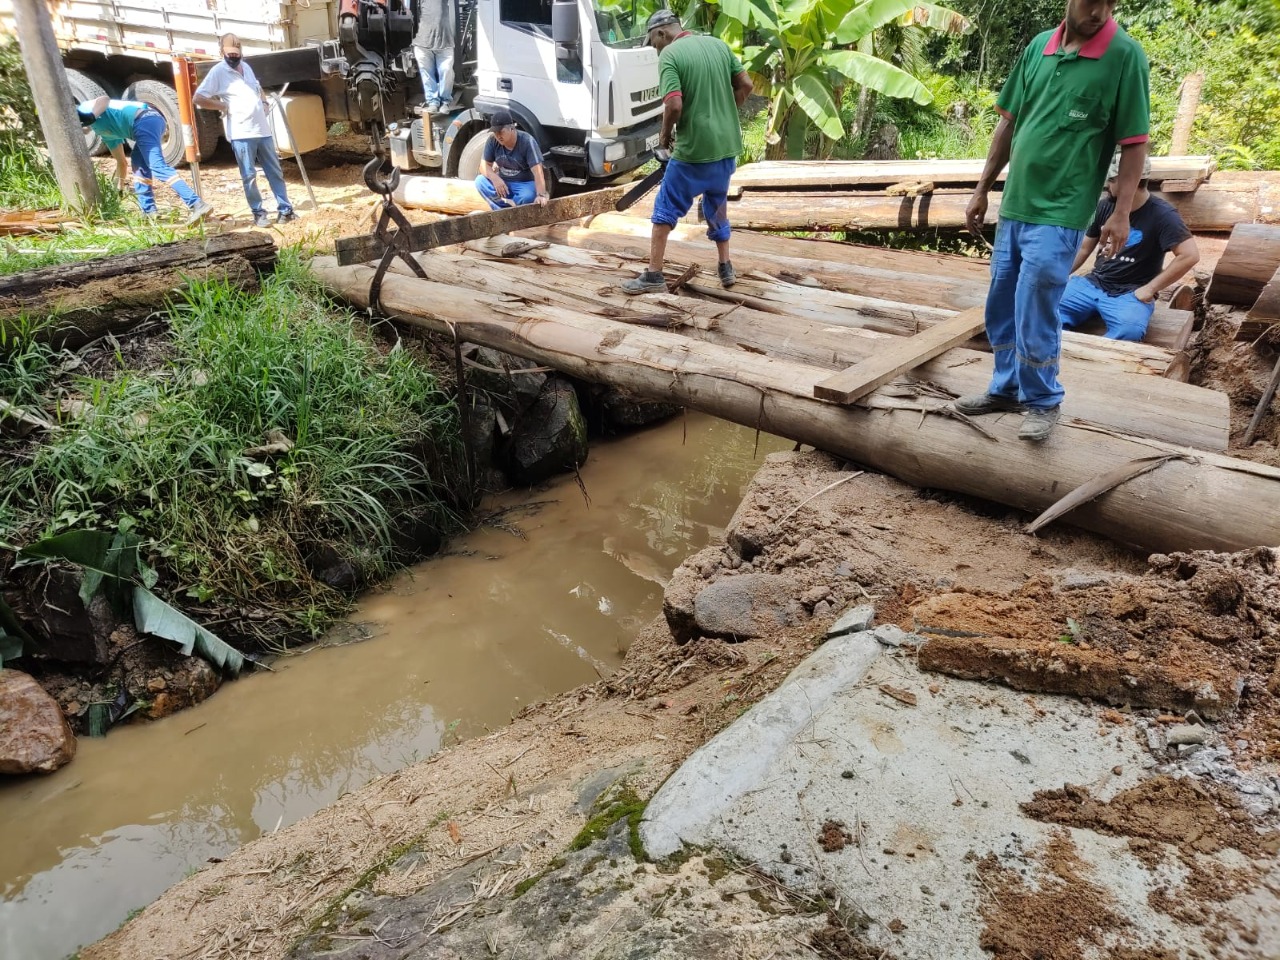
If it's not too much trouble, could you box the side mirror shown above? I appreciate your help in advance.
[551,0,580,57]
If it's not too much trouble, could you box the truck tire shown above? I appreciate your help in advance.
[195,109,222,161]
[453,130,488,181]
[122,78,186,168]
[66,68,109,156]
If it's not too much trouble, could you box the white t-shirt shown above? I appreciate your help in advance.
[195,60,272,141]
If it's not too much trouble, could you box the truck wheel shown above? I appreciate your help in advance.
[123,78,186,167]
[66,68,109,156]
[195,109,222,161]
[453,130,488,181]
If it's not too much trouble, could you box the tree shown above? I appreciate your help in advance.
[716,0,971,158]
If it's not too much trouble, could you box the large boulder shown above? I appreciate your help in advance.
[504,377,589,486]
[0,669,77,774]
[464,345,546,412]
[692,573,804,641]
[5,566,118,664]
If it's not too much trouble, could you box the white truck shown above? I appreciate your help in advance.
[0,0,664,190]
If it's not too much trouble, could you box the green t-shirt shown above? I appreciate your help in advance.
[997,20,1150,230]
[658,33,745,164]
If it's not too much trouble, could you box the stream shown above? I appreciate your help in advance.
[0,413,790,960]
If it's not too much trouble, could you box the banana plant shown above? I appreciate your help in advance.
[716,0,972,157]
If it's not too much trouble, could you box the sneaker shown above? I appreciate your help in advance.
[277,209,299,224]
[253,212,271,228]
[620,270,667,295]
[184,199,213,226]
[1018,406,1061,442]
[718,260,736,288]
[953,393,1024,416]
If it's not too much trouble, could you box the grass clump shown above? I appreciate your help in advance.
[2,250,468,641]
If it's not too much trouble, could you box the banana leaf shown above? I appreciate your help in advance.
[132,587,245,676]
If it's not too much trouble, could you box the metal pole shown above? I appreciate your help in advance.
[172,57,204,197]
[11,0,100,211]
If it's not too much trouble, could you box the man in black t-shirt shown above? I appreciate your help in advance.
[474,110,549,210]
[1058,153,1200,341]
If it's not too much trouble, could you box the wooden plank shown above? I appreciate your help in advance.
[1153,179,1203,194]
[333,186,627,265]
[814,307,987,404]
[731,156,1217,190]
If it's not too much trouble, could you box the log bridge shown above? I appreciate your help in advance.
[322,202,1280,556]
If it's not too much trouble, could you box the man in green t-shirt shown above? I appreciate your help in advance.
[959,0,1150,441]
[620,9,754,295]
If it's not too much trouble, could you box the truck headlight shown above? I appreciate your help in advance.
[604,141,626,162]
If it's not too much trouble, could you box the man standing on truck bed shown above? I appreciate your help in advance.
[194,34,298,228]
[620,8,753,296]
[414,0,456,114]
[960,0,1150,442]
[75,98,212,224]
[474,111,550,209]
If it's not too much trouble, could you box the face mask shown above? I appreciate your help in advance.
[224,54,242,67]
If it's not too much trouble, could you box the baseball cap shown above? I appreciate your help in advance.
[1107,150,1152,180]
[74,102,96,125]
[489,109,517,130]
[645,8,680,33]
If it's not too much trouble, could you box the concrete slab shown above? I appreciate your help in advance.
[643,647,1280,958]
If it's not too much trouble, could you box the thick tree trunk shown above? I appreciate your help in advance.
[1207,223,1280,307]
[392,176,490,215]
[0,232,277,347]
[312,256,1280,554]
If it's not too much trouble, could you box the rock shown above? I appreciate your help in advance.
[813,600,832,618]
[504,378,589,486]
[302,543,360,592]
[464,346,546,411]
[1166,724,1210,746]
[827,604,875,639]
[873,624,924,649]
[6,567,119,664]
[598,390,681,429]
[0,670,77,774]
[692,574,802,641]
[800,585,831,609]
[663,547,723,644]
[461,391,498,472]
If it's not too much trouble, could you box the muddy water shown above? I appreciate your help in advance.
[0,413,789,960]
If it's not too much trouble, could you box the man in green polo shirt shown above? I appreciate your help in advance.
[620,8,754,295]
[959,0,1150,441]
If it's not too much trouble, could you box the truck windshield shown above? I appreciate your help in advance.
[594,0,664,47]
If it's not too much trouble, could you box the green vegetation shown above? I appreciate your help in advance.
[1,253,467,644]
[568,783,647,861]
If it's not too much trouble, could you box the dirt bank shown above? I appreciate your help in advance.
[84,445,1280,960]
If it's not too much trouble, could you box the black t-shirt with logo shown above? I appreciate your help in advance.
[1085,194,1192,295]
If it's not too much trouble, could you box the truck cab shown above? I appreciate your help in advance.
[397,0,663,190]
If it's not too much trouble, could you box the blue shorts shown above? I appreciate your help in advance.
[651,156,735,243]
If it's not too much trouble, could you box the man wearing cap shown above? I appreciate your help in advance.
[75,97,212,224]
[620,9,754,295]
[960,0,1150,441]
[1058,152,1199,341]
[474,110,549,209]
[194,34,298,227]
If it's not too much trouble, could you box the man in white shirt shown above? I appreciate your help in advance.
[194,34,297,227]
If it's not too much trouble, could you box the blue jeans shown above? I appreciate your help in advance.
[131,113,199,213]
[651,157,735,243]
[474,175,538,210]
[984,218,1084,410]
[413,45,455,107]
[1057,275,1154,342]
[231,136,292,217]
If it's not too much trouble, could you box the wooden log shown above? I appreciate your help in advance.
[721,181,1268,235]
[312,256,1280,554]
[528,217,1195,351]
[399,244,1225,449]
[0,232,277,348]
[1171,73,1205,157]
[1237,266,1280,342]
[392,175,490,215]
[814,308,988,404]
[333,185,626,265]
[1207,223,1280,307]
[731,156,1217,190]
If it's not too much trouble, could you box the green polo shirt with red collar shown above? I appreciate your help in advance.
[997,18,1150,230]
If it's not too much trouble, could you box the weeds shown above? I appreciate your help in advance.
[2,250,468,641]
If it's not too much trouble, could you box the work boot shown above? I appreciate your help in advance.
[953,393,1024,416]
[718,260,736,288]
[620,270,667,295]
[185,199,213,226]
[1018,406,1061,442]
[277,209,299,224]
[253,211,271,228]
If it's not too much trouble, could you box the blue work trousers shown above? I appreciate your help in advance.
[651,156,734,243]
[231,136,293,217]
[474,175,538,210]
[984,217,1084,410]
[1057,275,1154,342]
[131,113,199,214]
